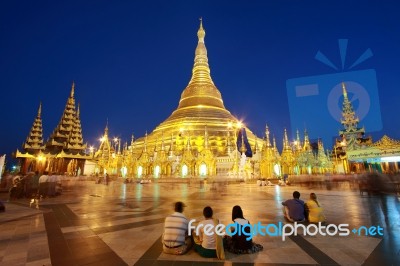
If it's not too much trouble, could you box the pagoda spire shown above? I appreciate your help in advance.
[303,129,311,151]
[254,134,260,154]
[46,81,85,153]
[283,128,291,151]
[67,103,86,152]
[71,81,75,97]
[265,124,272,147]
[295,129,301,151]
[187,18,214,86]
[23,102,45,152]
[131,134,135,146]
[339,82,366,150]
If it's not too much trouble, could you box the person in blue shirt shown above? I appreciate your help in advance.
[282,191,305,222]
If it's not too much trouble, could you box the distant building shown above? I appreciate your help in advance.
[334,83,400,173]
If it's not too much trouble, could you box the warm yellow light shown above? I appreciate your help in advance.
[227,122,233,128]
[37,155,45,162]
[89,146,94,152]
[237,121,243,128]
[99,137,105,142]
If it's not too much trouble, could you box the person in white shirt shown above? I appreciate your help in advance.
[194,206,218,258]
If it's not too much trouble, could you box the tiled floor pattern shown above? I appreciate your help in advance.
[0,180,399,265]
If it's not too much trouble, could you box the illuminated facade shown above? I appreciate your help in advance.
[92,21,334,179]
[17,20,341,178]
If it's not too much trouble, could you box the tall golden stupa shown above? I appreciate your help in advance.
[125,19,263,177]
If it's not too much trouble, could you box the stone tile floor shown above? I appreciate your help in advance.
[0,180,399,265]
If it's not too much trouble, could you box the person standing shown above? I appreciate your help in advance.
[282,191,305,222]
[162,201,192,255]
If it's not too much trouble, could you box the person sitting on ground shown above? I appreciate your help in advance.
[305,193,326,223]
[224,205,263,254]
[162,201,192,255]
[282,191,305,222]
[194,206,225,259]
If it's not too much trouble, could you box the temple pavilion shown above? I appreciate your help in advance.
[333,83,400,174]
[16,82,91,175]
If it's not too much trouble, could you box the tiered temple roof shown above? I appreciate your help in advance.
[23,102,45,153]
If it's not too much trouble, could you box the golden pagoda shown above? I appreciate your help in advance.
[86,20,335,180]
[127,19,263,178]
[280,128,295,175]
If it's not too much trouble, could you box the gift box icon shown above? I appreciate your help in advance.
[286,39,382,148]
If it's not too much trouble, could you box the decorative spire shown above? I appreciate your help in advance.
[46,82,85,153]
[198,17,205,43]
[254,134,259,153]
[104,121,109,136]
[67,102,86,151]
[38,102,42,117]
[273,136,278,151]
[23,102,45,152]
[342,82,347,98]
[283,128,291,150]
[303,129,311,151]
[131,134,135,146]
[296,129,301,150]
[187,19,214,86]
[265,124,271,147]
[71,81,75,97]
[339,82,365,150]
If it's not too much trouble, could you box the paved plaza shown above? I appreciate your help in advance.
[0,179,399,266]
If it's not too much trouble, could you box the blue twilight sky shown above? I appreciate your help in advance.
[1,0,399,164]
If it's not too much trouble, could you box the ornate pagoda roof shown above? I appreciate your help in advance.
[153,19,240,133]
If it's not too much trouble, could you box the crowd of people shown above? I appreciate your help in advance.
[161,192,325,260]
[2,171,63,200]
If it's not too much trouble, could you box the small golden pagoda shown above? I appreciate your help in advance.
[260,124,280,178]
